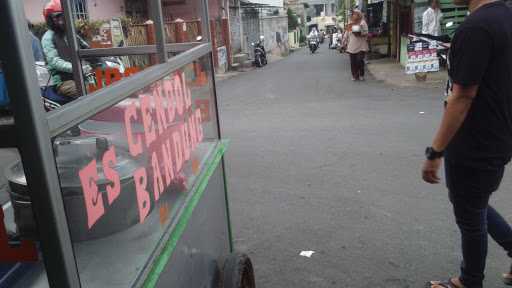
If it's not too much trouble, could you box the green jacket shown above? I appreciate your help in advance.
[41,30,90,87]
[41,30,72,87]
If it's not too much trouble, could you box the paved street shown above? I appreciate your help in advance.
[218,44,512,287]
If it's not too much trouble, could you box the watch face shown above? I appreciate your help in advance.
[425,147,442,160]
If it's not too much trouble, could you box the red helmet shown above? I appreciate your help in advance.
[43,0,63,19]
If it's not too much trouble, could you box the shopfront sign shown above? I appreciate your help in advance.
[78,71,205,229]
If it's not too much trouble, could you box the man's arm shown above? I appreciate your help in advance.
[422,84,478,184]
[41,32,73,73]
[421,25,490,184]
[432,84,478,151]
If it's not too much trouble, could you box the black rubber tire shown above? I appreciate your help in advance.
[255,55,263,67]
[221,253,256,288]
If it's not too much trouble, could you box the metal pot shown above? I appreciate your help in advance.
[6,136,146,242]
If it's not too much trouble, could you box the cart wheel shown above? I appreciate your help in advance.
[221,253,255,288]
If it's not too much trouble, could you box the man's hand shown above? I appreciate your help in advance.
[422,158,442,184]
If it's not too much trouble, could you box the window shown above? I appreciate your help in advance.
[314,4,323,16]
[72,0,89,20]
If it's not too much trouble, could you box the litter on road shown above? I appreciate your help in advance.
[299,251,315,258]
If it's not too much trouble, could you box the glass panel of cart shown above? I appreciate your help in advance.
[6,54,218,287]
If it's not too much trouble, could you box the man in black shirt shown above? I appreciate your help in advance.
[422,1,512,287]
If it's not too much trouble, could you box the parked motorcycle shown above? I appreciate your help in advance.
[102,56,126,74]
[409,33,451,68]
[410,22,453,68]
[251,36,267,68]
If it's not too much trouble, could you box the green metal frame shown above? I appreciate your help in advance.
[0,0,230,286]
[440,0,468,36]
[142,140,231,288]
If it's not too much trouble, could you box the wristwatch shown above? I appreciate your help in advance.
[425,147,444,160]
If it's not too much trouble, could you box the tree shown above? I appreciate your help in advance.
[336,0,356,22]
[287,8,300,30]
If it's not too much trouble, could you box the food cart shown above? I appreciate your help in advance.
[0,0,255,287]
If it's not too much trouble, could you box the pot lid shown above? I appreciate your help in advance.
[7,136,139,188]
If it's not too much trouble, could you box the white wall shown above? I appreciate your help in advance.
[260,15,289,57]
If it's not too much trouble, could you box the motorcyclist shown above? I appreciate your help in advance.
[308,28,319,42]
[41,0,91,98]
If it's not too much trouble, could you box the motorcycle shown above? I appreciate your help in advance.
[410,22,453,68]
[39,56,126,111]
[409,33,451,68]
[329,32,340,49]
[102,56,126,74]
[252,35,267,68]
[308,36,319,54]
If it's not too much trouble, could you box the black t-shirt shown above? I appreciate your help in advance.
[446,1,512,169]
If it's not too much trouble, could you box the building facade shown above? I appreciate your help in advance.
[305,0,337,17]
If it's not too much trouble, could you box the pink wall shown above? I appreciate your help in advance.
[24,0,46,23]
[161,0,223,21]
[23,0,124,23]
[23,0,222,24]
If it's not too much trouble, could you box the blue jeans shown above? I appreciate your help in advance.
[445,162,512,288]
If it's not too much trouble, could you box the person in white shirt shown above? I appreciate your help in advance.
[308,28,319,39]
[422,0,443,36]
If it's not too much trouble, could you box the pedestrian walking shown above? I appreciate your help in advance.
[421,1,512,287]
[342,10,368,81]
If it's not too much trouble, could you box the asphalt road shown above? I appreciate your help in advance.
[217,44,512,287]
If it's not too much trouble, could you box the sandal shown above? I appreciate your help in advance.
[504,274,512,285]
[503,264,512,285]
[425,278,463,288]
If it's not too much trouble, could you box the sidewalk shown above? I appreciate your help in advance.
[367,58,448,89]
[215,50,292,81]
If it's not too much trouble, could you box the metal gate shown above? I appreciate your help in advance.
[242,9,260,58]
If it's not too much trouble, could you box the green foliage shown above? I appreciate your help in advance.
[30,22,48,39]
[287,8,300,30]
[75,19,107,40]
[29,19,107,41]
[336,0,357,20]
